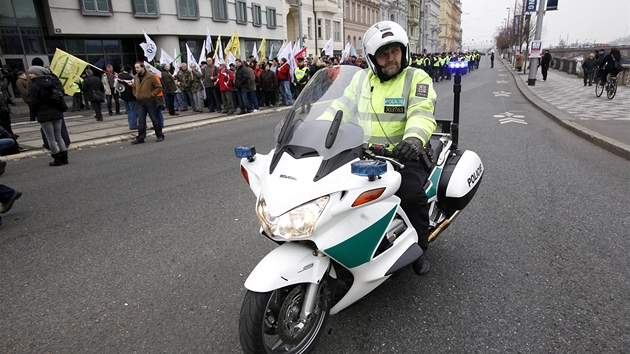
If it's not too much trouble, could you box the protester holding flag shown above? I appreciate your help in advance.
[28,66,69,166]
[102,64,121,116]
[276,58,292,106]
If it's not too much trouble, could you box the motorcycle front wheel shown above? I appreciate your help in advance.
[239,278,332,354]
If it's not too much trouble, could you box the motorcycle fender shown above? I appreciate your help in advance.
[244,242,331,293]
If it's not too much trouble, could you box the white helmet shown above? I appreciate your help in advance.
[363,21,410,81]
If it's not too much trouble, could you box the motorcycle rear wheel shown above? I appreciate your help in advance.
[239,279,332,354]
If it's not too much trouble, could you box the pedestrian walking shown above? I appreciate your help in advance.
[217,63,235,114]
[276,58,292,106]
[131,61,164,144]
[189,63,204,113]
[235,59,250,115]
[202,56,221,112]
[174,63,195,111]
[0,77,16,135]
[71,78,82,112]
[540,50,552,81]
[247,62,259,112]
[490,52,495,68]
[103,64,121,116]
[160,64,178,116]
[16,71,36,121]
[516,52,525,72]
[260,63,277,107]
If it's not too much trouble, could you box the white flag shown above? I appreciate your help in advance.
[277,42,288,59]
[139,29,157,62]
[160,48,173,66]
[350,45,357,57]
[216,40,224,67]
[323,38,334,56]
[278,41,292,61]
[252,42,259,61]
[199,40,207,65]
[226,52,236,67]
[269,43,275,60]
[343,42,351,58]
[144,61,161,78]
[206,28,214,53]
[173,49,180,75]
[186,43,199,69]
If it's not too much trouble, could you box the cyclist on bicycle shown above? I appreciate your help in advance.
[597,47,622,84]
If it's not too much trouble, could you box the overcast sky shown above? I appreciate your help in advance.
[460,0,630,49]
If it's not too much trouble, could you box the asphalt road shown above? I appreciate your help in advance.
[1,58,629,353]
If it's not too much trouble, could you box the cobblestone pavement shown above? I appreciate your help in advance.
[515,68,629,122]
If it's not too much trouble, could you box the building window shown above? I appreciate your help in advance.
[133,0,160,18]
[344,1,349,19]
[325,19,331,40]
[317,19,322,39]
[266,7,276,28]
[252,3,262,26]
[80,0,113,16]
[177,0,199,19]
[362,6,365,23]
[307,18,312,39]
[236,0,247,24]
[351,3,355,21]
[211,0,228,21]
[333,21,340,41]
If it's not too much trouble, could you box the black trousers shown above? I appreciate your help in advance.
[541,65,549,80]
[395,161,430,251]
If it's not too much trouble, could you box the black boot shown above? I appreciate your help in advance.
[59,151,69,164]
[49,153,63,166]
[412,251,430,276]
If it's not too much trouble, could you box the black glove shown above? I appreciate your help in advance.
[392,137,422,162]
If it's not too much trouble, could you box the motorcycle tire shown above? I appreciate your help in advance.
[239,279,332,354]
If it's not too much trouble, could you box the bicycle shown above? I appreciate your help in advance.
[595,73,618,99]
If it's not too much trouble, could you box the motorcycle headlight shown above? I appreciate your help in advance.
[256,195,329,240]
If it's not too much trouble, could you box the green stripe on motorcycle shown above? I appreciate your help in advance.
[324,207,397,268]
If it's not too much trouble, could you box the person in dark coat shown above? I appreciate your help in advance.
[540,50,552,81]
[259,63,277,107]
[582,53,597,86]
[161,64,178,116]
[598,47,623,84]
[234,59,250,115]
[27,66,68,166]
[117,64,137,129]
[82,69,105,121]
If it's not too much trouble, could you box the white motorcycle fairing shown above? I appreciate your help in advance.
[244,242,331,293]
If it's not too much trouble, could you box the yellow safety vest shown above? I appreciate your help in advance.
[323,68,437,147]
[294,66,308,85]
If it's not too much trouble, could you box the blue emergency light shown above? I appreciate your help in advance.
[448,61,469,69]
[351,161,387,179]
[235,146,256,159]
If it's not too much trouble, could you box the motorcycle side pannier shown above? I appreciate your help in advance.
[437,150,483,211]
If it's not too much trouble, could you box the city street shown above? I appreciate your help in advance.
[1,58,629,353]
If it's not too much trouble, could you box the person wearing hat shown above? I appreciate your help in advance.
[27,65,69,166]
[16,71,35,121]
[293,57,310,101]
[582,52,597,86]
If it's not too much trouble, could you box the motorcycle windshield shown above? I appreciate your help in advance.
[273,65,372,164]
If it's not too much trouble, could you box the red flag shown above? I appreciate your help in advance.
[294,47,307,62]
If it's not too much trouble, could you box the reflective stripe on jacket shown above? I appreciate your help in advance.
[322,68,437,147]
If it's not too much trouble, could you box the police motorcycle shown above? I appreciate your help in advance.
[235,63,483,354]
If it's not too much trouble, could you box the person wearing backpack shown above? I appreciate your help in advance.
[27,66,68,166]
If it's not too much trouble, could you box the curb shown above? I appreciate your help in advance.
[501,58,630,161]
[1,106,291,162]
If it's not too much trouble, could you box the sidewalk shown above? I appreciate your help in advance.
[501,58,630,160]
[2,106,287,162]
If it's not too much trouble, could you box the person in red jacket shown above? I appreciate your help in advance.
[276,58,293,106]
[216,63,235,114]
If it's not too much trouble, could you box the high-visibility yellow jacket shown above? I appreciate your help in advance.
[322,68,437,147]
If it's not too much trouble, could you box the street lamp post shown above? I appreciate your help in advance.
[506,7,511,60]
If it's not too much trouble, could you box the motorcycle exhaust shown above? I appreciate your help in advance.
[428,210,460,243]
